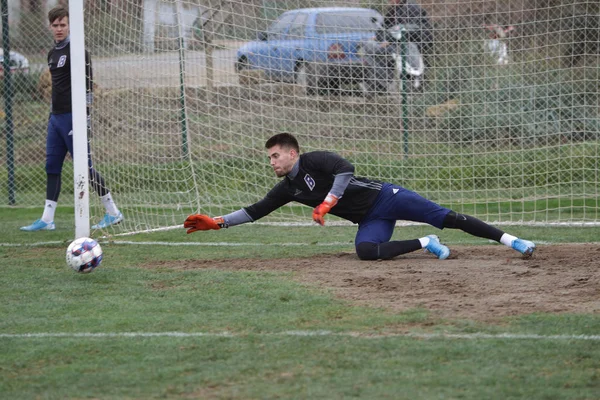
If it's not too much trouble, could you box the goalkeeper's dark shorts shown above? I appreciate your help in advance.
[355,183,450,246]
[46,112,92,175]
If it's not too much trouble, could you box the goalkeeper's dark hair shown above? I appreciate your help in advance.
[48,5,68,24]
[265,132,300,153]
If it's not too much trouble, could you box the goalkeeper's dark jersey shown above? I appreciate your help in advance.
[244,151,382,224]
[47,40,93,115]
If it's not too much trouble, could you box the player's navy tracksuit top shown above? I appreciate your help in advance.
[244,151,382,224]
[47,39,92,115]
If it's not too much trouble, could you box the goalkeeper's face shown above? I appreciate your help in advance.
[268,144,298,178]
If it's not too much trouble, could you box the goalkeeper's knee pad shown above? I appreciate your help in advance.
[356,242,379,261]
[443,210,464,229]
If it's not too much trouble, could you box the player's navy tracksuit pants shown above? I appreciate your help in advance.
[46,112,92,174]
[355,183,451,246]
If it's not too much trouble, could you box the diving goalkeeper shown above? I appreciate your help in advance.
[184,133,535,260]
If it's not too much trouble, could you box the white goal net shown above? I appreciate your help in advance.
[2,0,599,235]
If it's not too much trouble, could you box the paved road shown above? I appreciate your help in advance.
[93,44,240,89]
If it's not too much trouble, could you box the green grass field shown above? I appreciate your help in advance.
[3,7,600,398]
[1,207,600,399]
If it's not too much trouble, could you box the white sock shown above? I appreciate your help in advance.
[500,233,518,247]
[100,193,120,216]
[41,200,57,223]
[418,236,430,248]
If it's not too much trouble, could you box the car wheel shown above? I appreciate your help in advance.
[236,56,264,86]
[235,56,249,73]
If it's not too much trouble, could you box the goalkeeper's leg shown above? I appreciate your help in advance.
[356,236,449,260]
[354,219,449,260]
[442,211,536,256]
[442,211,503,241]
[356,240,421,260]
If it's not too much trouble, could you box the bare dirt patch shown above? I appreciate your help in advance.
[149,244,600,321]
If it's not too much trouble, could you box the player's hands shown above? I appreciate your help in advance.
[184,214,225,234]
[312,194,339,226]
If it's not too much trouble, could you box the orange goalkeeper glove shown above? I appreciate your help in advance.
[184,214,226,234]
[312,194,339,226]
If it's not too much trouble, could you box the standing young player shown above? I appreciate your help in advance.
[183,133,536,260]
[20,6,123,231]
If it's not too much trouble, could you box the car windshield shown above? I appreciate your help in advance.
[267,13,297,39]
[315,11,379,34]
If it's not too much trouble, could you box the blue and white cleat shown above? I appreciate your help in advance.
[424,234,450,260]
[92,212,124,229]
[511,239,536,257]
[20,219,56,232]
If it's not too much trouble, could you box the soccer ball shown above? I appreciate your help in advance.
[66,237,103,273]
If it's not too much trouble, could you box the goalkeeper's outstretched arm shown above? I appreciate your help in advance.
[184,209,253,234]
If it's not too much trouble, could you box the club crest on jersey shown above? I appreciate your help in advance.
[304,174,315,191]
[57,55,67,68]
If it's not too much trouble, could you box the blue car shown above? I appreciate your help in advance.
[235,7,382,95]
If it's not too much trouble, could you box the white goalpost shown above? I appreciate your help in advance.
[69,1,91,238]
[4,0,600,237]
